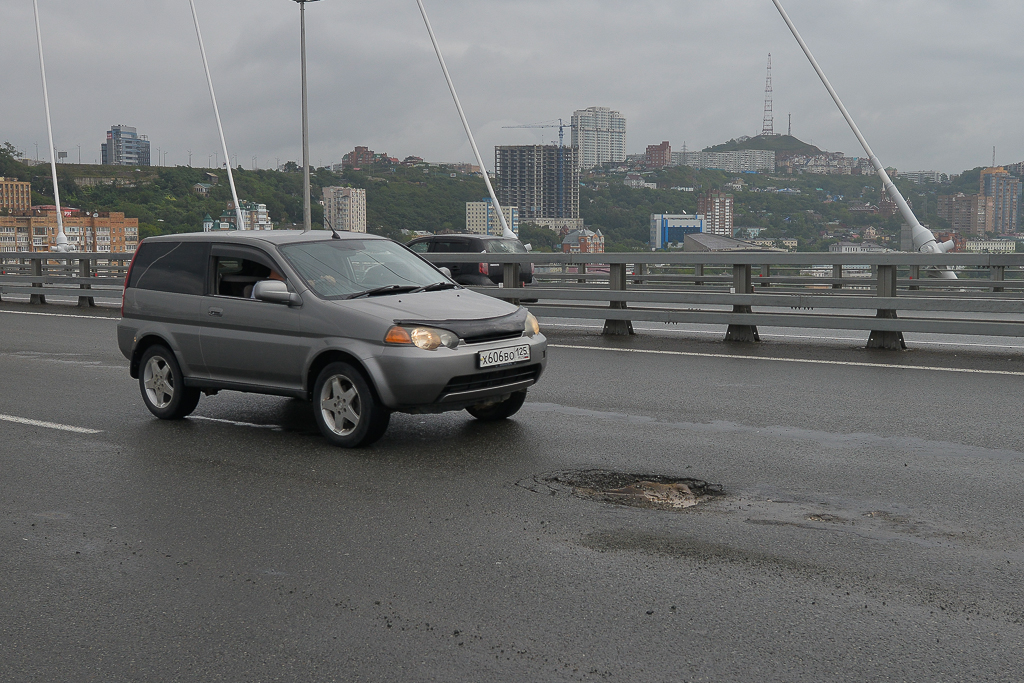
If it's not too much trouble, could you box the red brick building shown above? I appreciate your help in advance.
[645,141,671,169]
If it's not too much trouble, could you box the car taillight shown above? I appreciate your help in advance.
[121,249,139,316]
[479,262,488,275]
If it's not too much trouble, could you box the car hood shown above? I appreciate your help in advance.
[333,288,526,343]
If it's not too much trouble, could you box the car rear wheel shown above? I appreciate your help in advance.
[313,362,390,447]
[139,345,201,420]
[466,390,527,421]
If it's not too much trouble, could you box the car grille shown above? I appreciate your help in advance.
[463,330,524,345]
[442,364,541,396]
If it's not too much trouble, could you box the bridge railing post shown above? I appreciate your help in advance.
[602,262,633,336]
[502,262,521,305]
[909,264,920,291]
[832,264,843,289]
[760,264,771,287]
[725,263,759,342]
[991,265,1005,294]
[30,257,46,305]
[866,263,905,349]
[78,256,95,307]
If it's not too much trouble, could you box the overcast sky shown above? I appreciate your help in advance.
[3,0,1022,175]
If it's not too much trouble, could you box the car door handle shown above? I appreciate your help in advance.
[208,308,223,317]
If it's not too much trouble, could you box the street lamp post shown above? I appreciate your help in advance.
[294,0,320,232]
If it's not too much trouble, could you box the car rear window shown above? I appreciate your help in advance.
[484,239,527,254]
[128,241,209,295]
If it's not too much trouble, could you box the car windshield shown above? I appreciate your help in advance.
[279,239,446,299]
[484,239,528,254]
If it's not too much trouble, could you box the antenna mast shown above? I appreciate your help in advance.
[761,54,774,137]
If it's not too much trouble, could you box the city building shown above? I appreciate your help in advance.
[465,200,518,236]
[571,107,626,169]
[495,144,582,232]
[0,209,138,252]
[340,146,375,169]
[675,149,775,173]
[624,173,657,190]
[829,241,890,253]
[650,213,704,249]
[322,187,367,233]
[980,167,1021,235]
[683,233,780,252]
[937,193,992,234]
[208,201,274,231]
[901,170,945,184]
[698,190,734,237]
[101,125,150,166]
[561,228,604,254]
[0,177,32,212]
[964,239,1016,253]
[645,141,671,169]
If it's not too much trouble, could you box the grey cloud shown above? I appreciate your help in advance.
[3,0,1021,173]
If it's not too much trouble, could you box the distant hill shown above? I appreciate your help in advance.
[704,135,823,158]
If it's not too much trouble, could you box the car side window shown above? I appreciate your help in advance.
[129,241,209,295]
[408,241,431,253]
[433,240,468,252]
[210,246,286,299]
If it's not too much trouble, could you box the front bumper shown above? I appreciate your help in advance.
[368,333,547,411]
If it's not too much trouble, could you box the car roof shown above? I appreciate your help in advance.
[411,234,518,241]
[142,230,389,248]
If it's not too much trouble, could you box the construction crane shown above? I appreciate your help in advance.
[502,119,576,219]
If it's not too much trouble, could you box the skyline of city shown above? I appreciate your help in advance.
[2,1,1022,176]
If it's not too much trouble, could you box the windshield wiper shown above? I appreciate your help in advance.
[410,282,460,293]
[346,284,420,299]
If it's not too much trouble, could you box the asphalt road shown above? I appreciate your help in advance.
[2,302,1024,682]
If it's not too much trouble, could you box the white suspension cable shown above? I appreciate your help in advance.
[770,0,954,277]
[32,0,67,252]
[415,0,515,239]
[189,0,246,231]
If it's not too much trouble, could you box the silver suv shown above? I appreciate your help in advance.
[117,231,547,447]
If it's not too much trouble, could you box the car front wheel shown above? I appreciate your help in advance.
[313,362,390,447]
[139,345,201,420]
[466,390,527,421]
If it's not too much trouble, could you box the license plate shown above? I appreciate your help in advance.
[478,344,530,368]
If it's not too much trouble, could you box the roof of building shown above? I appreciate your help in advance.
[562,228,603,245]
[683,233,783,252]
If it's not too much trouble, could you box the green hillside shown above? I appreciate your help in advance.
[705,134,823,157]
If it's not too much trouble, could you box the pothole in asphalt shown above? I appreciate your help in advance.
[518,469,724,510]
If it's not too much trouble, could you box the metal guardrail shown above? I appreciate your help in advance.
[424,251,1024,349]
[0,252,131,307]
[4,250,1024,349]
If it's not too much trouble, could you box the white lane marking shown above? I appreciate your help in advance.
[0,309,120,321]
[548,343,1024,378]
[541,322,1024,350]
[0,414,103,434]
[191,415,283,430]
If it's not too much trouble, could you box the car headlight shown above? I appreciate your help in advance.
[524,312,540,337]
[385,325,459,350]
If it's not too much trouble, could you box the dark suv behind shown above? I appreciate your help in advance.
[407,234,534,287]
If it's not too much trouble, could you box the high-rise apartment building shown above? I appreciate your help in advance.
[465,200,518,236]
[322,187,367,233]
[101,125,150,166]
[645,142,671,169]
[495,145,581,231]
[0,177,32,212]
[937,193,992,235]
[676,150,775,173]
[698,190,734,237]
[980,167,1020,234]
[571,107,626,169]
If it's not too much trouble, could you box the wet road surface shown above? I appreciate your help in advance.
[2,304,1023,681]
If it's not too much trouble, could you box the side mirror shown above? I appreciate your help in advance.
[437,266,452,278]
[253,279,300,306]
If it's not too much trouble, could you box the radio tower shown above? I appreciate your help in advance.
[761,54,774,137]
